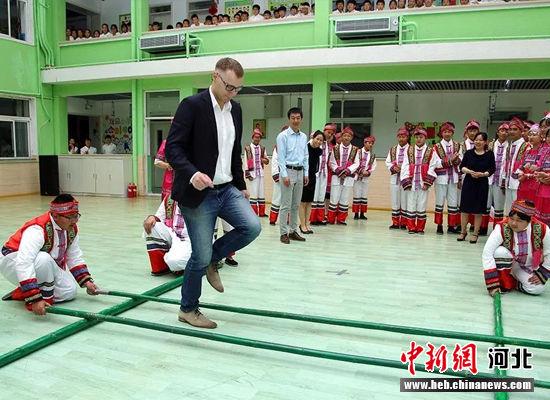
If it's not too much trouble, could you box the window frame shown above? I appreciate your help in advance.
[330,96,374,146]
[0,0,34,45]
[0,95,34,160]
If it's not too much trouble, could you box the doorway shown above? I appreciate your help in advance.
[148,119,172,194]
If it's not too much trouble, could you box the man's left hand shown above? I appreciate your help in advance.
[241,190,250,199]
[304,176,309,186]
[85,281,99,295]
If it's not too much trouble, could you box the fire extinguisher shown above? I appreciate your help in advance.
[127,182,137,198]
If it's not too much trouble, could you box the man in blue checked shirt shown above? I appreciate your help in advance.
[276,107,309,244]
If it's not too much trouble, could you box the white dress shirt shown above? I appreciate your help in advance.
[209,87,235,185]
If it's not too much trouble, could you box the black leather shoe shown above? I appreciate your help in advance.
[224,257,239,267]
[288,231,306,241]
[447,226,460,234]
[436,225,444,235]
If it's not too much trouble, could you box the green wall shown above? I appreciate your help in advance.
[59,39,133,67]
[0,39,39,96]
[401,5,550,43]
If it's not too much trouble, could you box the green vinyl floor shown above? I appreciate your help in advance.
[0,195,548,399]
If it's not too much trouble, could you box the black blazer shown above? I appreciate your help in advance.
[165,89,246,208]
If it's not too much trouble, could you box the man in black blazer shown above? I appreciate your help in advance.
[166,58,261,329]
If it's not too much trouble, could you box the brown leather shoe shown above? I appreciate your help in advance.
[280,234,290,244]
[206,263,224,293]
[178,309,217,329]
[288,231,306,242]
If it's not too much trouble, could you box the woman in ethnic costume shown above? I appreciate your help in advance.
[534,113,550,225]
[516,124,543,204]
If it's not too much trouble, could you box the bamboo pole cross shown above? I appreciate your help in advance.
[45,306,550,390]
[96,289,550,351]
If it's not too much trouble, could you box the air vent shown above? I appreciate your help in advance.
[140,33,186,53]
[335,16,399,40]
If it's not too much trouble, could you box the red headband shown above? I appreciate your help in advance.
[50,200,79,216]
[439,122,455,134]
[464,119,480,132]
[498,123,509,131]
[341,127,354,137]
[396,127,409,137]
[324,123,337,132]
[511,200,535,217]
[414,128,427,137]
[364,136,376,143]
[509,117,524,130]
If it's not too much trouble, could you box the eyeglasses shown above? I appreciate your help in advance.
[59,213,81,221]
[216,73,243,93]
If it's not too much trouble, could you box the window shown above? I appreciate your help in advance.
[146,91,180,118]
[188,0,211,19]
[150,5,171,29]
[0,0,31,42]
[330,98,374,147]
[0,97,31,158]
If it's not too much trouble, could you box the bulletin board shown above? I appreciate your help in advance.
[225,0,252,15]
[268,1,300,11]
[253,119,267,138]
[119,14,131,27]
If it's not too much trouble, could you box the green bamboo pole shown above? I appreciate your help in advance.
[0,277,182,369]
[45,306,550,389]
[493,293,509,400]
[98,290,550,351]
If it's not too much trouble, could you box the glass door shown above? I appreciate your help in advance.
[148,119,172,194]
[145,90,180,194]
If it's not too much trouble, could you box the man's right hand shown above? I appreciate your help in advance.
[283,177,290,187]
[191,172,214,191]
[31,300,48,316]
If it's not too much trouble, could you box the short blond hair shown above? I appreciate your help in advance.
[215,57,244,78]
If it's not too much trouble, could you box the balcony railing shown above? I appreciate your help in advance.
[53,1,550,67]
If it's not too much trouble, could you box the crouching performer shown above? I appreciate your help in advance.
[482,200,550,296]
[1,194,98,315]
[144,195,191,276]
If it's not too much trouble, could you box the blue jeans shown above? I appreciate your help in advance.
[179,184,261,312]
